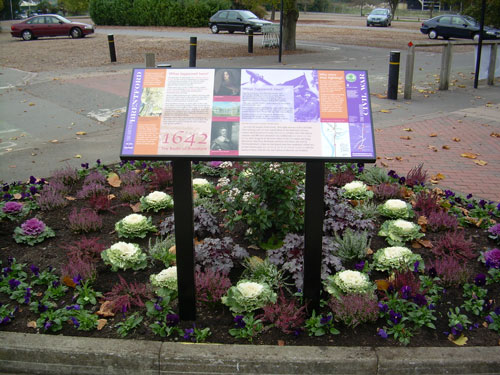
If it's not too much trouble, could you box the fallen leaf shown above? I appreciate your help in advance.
[483,322,488,328]
[395,156,403,161]
[461,152,478,159]
[108,194,116,200]
[168,245,176,255]
[452,137,461,142]
[376,279,390,291]
[429,133,438,137]
[27,321,37,329]
[97,319,107,331]
[97,301,115,317]
[366,248,373,255]
[431,173,445,181]
[107,172,121,188]
[448,334,468,346]
[417,239,433,248]
[474,160,488,166]
[62,275,77,288]
[375,93,386,99]
[380,109,391,113]
[400,136,411,140]
[491,132,500,138]
[412,241,422,249]
[74,154,82,159]
[403,128,413,132]
[418,216,428,226]
[277,340,285,346]
[248,245,260,250]
[385,157,394,160]
[457,85,466,88]
[130,202,141,212]
[442,145,450,150]
[427,145,438,152]
[50,140,59,143]
[65,196,76,201]
[76,131,87,136]
[381,162,389,167]
[13,193,22,199]
[29,102,36,106]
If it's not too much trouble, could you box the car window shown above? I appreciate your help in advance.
[32,17,45,24]
[228,12,238,20]
[218,11,228,19]
[372,10,386,15]
[46,16,59,24]
[239,10,258,19]
[438,16,451,25]
[451,17,465,25]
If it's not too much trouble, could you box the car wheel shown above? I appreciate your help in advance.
[428,29,438,39]
[245,25,252,35]
[473,33,480,42]
[22,30,33,41]
[70,27,82,39]
[211,24,219,34]
[228,30,234,34]
[367,22,370,27]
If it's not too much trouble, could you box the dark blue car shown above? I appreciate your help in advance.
[420,14,500,41]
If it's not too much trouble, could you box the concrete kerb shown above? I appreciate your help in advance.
[1,332,500,374]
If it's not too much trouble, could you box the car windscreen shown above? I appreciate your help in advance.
[371,10,387,15]
[239,11,258,19]
[462,15,477,26]
[55,15,71,23]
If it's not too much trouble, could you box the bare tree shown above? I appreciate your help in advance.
[387,0,399,19]
[282,0,299,50]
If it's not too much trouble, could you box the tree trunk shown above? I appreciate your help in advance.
[271,6,276,21]
[283,6,299,51]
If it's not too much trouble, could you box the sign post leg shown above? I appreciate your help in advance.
[303,161,325,312]
[172,159,196,321]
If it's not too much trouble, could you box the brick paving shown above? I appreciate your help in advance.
[375,111,500,202]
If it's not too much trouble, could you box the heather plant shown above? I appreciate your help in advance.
[103,275,152,313]
[331,228,371,262]
[36,184,68,211]
[67,208,103,233]
[219,162,305,245]
[50,165,79,186]
[378,219,424,246]
[120,170,143,186]
[359,165,392,185]
[148,236,176,267]
[101,242,148,271]
[326,168,356,187]
[148,166,173,192]
[257,289,307,334]
[65,236,106,263]
[323,187,375,236]
[372,246,424,273]
[324,270,375,298]
[378,199,414,219]
[431,230,476,261]
[405,163,428,188]
[221,280,277,314]
[159,206,220,239]
[413,190,442,217]
[60,256,97,283]
[329,293,379,327]
[391,270,422,295]
[340,180,373,201]
[83,170,107,186]
[77,182,110,200]
[140,191,174,212]
[195,269,232,308]
[268,233,344,290]
[373,183,403,200]
[426,210,458,232]
[194,237,248,275]
[88,194,115,213]
[0,201,30,221]
[115,214,156,239]
[13,218,55,246]
[120,184,146,202]
[241,256,289,291]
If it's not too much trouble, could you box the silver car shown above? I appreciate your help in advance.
[367,8,392,27]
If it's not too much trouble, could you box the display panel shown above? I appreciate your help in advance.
[121,68,376,161]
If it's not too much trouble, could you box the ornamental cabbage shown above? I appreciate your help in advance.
[378,199,414,219]
[101,242,147,271]
[0,201,30,221]
[341,180,374,200]
[140,191,173,212]
[324,270,375,298]
[221,280,277,313]
[378,219,423,246]
[150,266,178,292]
[192,178,214,197]
[372,246,424,272]
[13,218,55,246]
[115,214,156,239]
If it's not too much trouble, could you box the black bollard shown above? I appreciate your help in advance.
[107,34,116,63]
[387,51,400,100]
[248,30,253,53]
[189,37,197,67]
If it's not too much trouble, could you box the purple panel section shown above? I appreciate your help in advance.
[122,69,145,155]
[344,71,374,158]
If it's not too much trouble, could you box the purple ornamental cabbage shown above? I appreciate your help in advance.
[21,218,46,236]
[2,201,23,214]
[484,248,500,269]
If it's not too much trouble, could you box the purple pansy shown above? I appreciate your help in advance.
[234,315,246,329]
[377,328,388,339]
[474,273,486,287]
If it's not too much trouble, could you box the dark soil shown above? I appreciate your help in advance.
[1,168,499,348]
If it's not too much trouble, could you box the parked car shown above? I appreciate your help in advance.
[209,10,272,34]
[11,14,95,41]
[366,8,392,27]
[420,14,500,41]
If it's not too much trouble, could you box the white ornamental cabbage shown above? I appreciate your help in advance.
[150,266,178,291]
[393,219,417,233]
[193,178,209,187]
[325,270,375,297]
[372,246,424,272]
[140,191,174,212]
[221,279,277,313]
[123,214,146,225]
[378,219,423,246]
[237,281,264,298]
[101,242,147,271]
[341,180,373,200]
[115,214,156,239]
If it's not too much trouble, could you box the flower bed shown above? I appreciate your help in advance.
[0,161,499,347]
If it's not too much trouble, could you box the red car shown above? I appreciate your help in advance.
[11,14,95,41]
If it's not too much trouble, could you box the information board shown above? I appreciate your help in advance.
[121,68,376,161]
